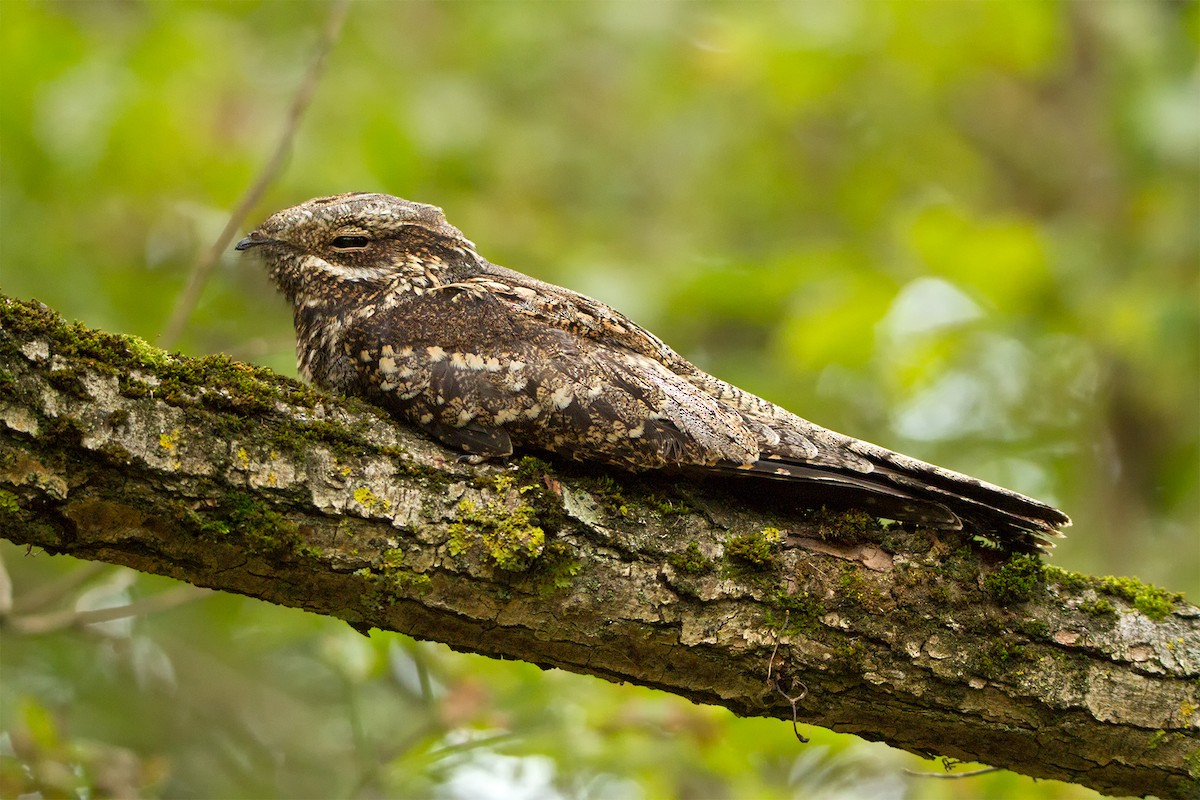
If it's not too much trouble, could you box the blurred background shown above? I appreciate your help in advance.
[1,1,1196,797]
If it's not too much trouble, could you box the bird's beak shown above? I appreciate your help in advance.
[235,233,273,251]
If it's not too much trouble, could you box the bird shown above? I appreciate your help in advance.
[236,193,1070,549]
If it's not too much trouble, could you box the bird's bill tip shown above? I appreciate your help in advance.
[234,233,272,251]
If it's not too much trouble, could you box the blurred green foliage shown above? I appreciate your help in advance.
[0,1,1195,797]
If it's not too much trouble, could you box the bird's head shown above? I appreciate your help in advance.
[236,193,478,302]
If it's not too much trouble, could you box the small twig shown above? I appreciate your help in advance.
[774,677,809,744]
[427,732,517,760]
[159,0,352,348]
[0,548,12,616]
[765,609,787,685]
[766,610,810,744]
[6,585,211,635]
[905,766,1002,780]
[7,560,109,615]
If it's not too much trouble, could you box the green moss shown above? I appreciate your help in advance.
[471,472,511,493]
[488,468,570,536]
[361,568,432,609]
[833,640,868,670]
[3,298,322,418]
[0,297,418,469]
[42,415,90,446]
[647,494,691,516]
[497,465,565,532]
[45,368,89,399]
[975,639,1028,677]
[199,518,232,538]
[940,545,984,585]
[879,526,934,556]
[1014,618,1051,640]
[836,566,878,607]
[0,489,20,515]
[983,553,1044,605]
[1098,576,1180,621]
[1043,564,1089,592]
[159,429,180,453]
[724,527,783,568]
[392,571,432,592]
[669,541,713,575]
[575,469,695,522]
[121,334,170,370]
[293,543,324,559]
[586,473,631,517]
[117,377,150,398]
[808,507,879,541]
[513,455,554,481]
[1046,565,1183,621]
[351,547,434,607]
[927,584,952,605]
[380,555,427,587]
[447,491,546,572]
[532,541,583,593]
[169,490,325,563]
[766,589,823,634]
[1078,597,1117,617]
[830,509,875,538]
[1185,748,1200,780]
[223,493,302,555]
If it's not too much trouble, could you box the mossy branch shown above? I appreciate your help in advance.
[0,294,1196,799]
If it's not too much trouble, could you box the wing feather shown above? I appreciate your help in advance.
[408,268,1069,547]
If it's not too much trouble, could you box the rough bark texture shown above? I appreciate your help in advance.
[0,294,1196,799]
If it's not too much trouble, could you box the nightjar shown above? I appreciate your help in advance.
[236,193,1070,548]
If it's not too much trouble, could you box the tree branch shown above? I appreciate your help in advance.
[0,294,1196,799]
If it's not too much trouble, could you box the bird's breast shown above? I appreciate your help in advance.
[294,303,365,391]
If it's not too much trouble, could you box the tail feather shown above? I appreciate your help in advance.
[718,447,1070,551]
[866,461,1067,546]
[685,376,1070,549]
[846,439,1070,527]
[726,459,964,528]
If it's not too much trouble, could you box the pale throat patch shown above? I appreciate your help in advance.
[313,256,394,282]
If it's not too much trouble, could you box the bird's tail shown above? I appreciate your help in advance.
[720,447,1069,551]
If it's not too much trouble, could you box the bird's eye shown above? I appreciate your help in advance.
[331,235,370,249]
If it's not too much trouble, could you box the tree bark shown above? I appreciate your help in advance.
[0,294,1196,799]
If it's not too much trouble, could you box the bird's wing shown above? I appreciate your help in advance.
[339,282,760,469]
[466,264,684,364]
[431,269,1069,547]
[450,267,868,465]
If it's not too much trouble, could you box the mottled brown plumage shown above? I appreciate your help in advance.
[237,193,1070,548]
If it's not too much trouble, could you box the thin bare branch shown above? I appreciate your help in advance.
[905,765,1003,780]
[5,585,212,635]
[8,560,110,615]
[0,548,11,616]
[159,0,353,348]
